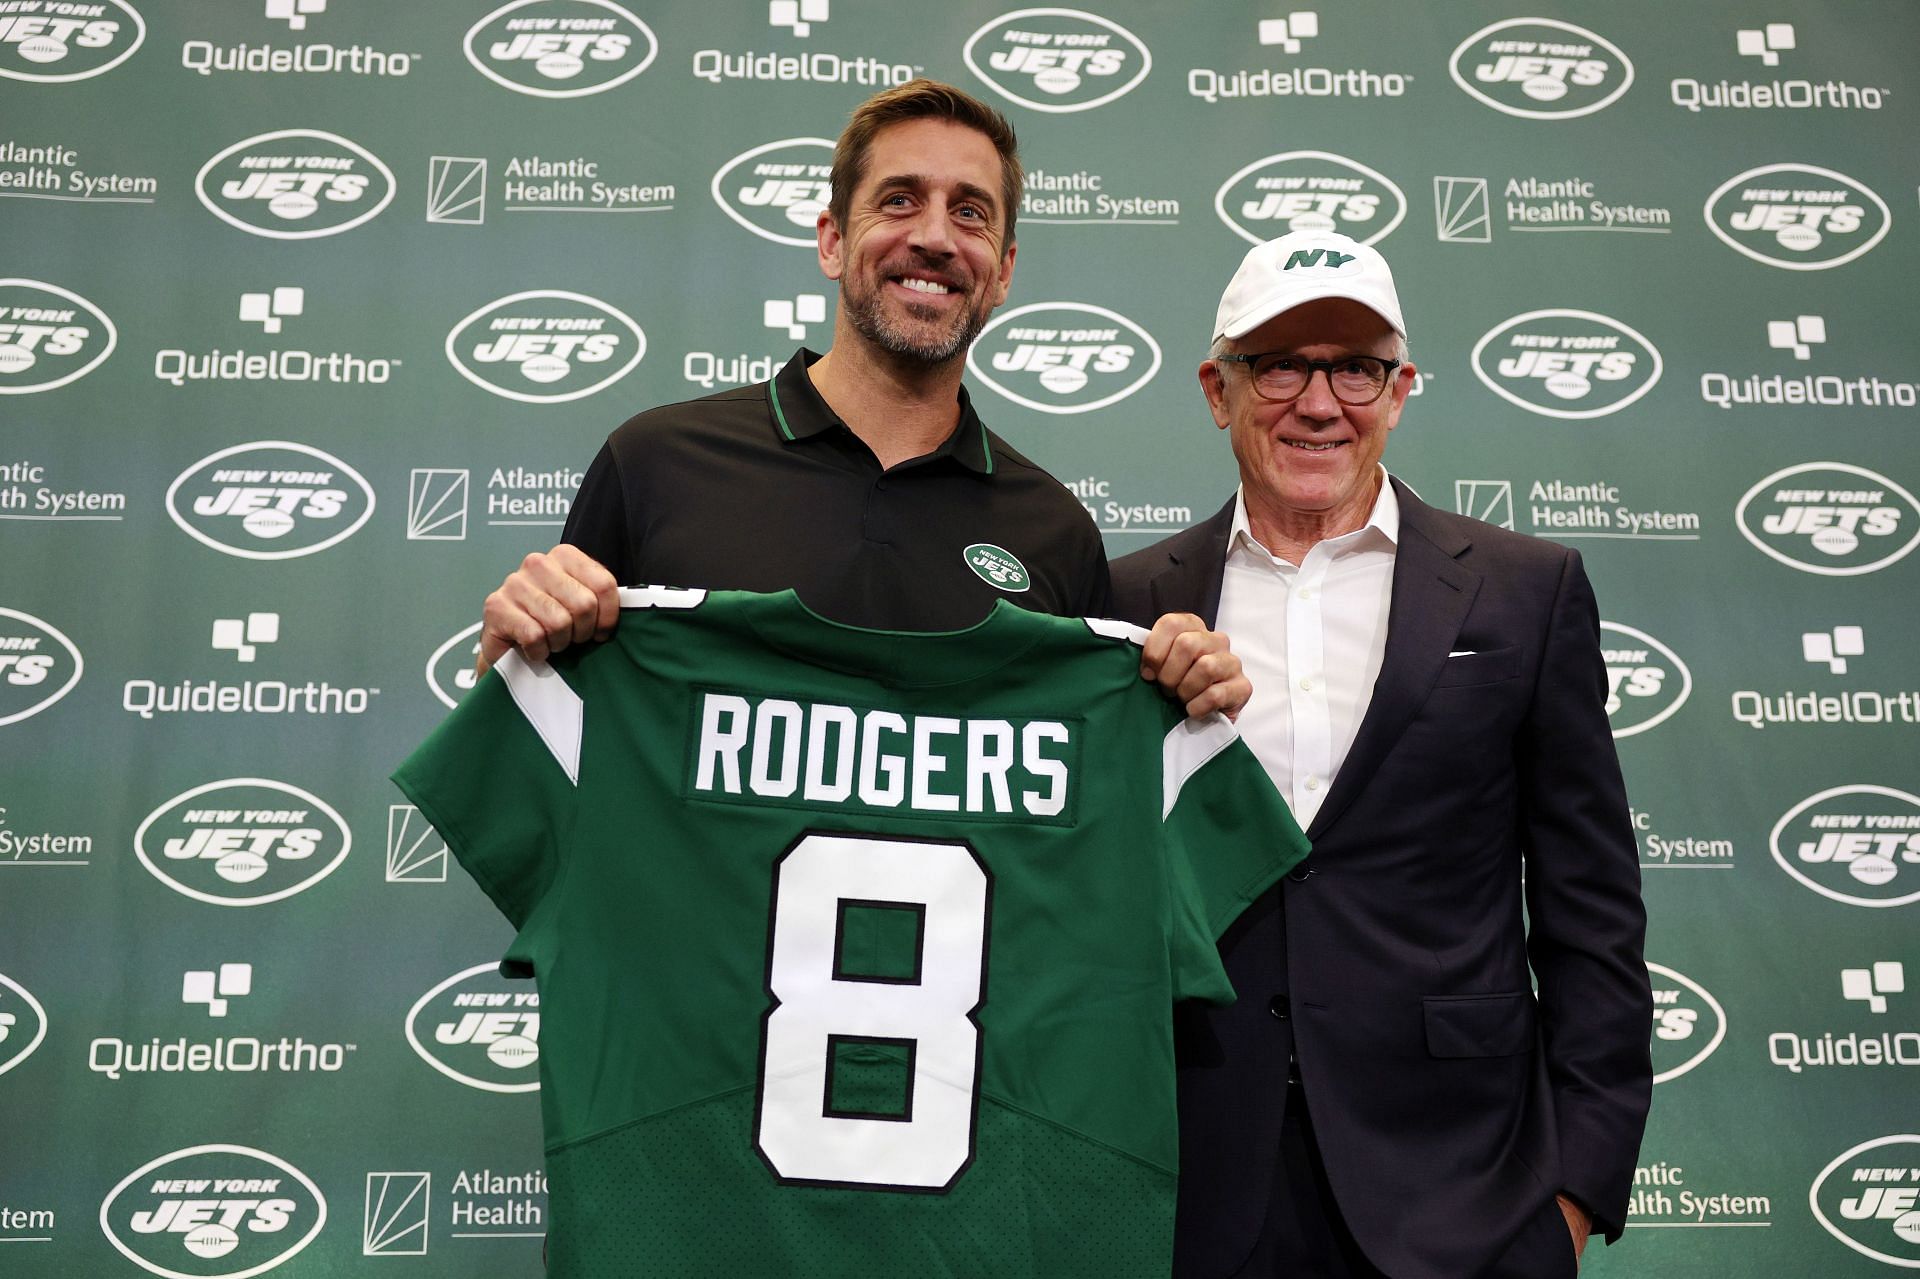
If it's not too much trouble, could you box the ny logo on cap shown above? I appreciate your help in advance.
[1284,248,1355,272]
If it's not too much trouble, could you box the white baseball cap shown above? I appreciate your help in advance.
[1212,230,1407,344]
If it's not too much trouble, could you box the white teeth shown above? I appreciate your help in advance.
[899,277,952,295]
[1285,440,1340,451]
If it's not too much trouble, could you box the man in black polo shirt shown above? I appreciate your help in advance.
[478,79,1244,716]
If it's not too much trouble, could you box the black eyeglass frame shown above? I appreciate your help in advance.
[1213,352,1404,406]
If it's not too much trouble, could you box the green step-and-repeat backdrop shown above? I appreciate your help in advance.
[3,1,1916,1274]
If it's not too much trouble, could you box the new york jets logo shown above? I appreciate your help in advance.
[963,544,1030,592]
[1771,785,1920,908]
[1704,163,1891,271]
[1646,962,1726,1084]
[195,129,395,240]
[1213,151,1405,247]
[1735,462,1920,576]
[1449,18,1633,119]
[0,0,144,82]
[1600,621,1690,739]
[711,137,835,248]
[1809,1135,1920,1267]
[100,1145,326,1278]
[0,607,84,728]
[135,778,352,907]
[167,441,376,560]
[464,0,658,98]
[966,302,1162,414]
[963,9,1150,113]
[0,279,117,395]
[1471,309,1662,420]
[0,971,48,1077]
[444,290,645,404]
[406,963,541,1093]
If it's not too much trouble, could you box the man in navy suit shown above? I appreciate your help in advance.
[1113,231,1650,1278]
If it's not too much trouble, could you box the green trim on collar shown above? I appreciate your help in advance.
[979,421,994,474]
[767,377,796,442]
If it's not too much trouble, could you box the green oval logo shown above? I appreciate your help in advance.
[963,543,1030,592]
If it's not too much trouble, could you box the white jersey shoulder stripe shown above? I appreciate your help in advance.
[496,651,584,785]
[1083,616,1149,646]
[1162,714,1239,820]
[619,585,708,611]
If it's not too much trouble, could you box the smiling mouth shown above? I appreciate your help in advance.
[895,275,955,296]
[1283,440,1342,451]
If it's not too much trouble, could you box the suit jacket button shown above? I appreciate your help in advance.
[1269,996,1291,1020]
[1286,863,1315,882]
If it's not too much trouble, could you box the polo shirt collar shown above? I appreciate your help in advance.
[766,349,997,475]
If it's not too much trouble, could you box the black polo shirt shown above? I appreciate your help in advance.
[561,350,1111,631]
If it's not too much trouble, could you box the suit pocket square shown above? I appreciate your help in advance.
[1423,991,1537,1058]
[1431,645,1521,687]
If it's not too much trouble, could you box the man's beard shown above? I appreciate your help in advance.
[841,263,995,367]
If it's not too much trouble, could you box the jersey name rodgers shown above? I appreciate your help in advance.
[392,587,1306,1278]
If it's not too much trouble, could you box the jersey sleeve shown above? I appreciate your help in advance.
[391,653,585,934]
[1159,714,1309,1005]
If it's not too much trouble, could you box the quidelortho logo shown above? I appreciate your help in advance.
[134,778,352,906]
[406,963,541,1094]
[1702,317,1919,411]
[0,607,83,728]
[427,621,483,709]
[90,964,356,1081]
[0,0,144,82]
[445,290,644,404]
[1771,785,1920,909]
[1672,23,1887,114]
[1213,151,1405,247]
[1736,462,1920,577]
[1470,310,1662,420]
[1600,621,1690,739]
[181,0,417,78]
[1448,18,1632,119]
[154,287,402,388]
[196,129,394,239]
[1732,626,1920,734]
[0,279,116,395]
[1187,9,1409,105]
[1704,164,1891,271]
[963,8,1150,113]
[965,302,1161,414]
[0,971,48,1076]
[122,607,381,721]
[1769,961,1918,1078]
[1647,962,1725,1084]
[464,0,657,97]
[710,137,833,248]
[691,0,913,87]
[100,1145,326,1278]
[166,441,376,561]
[1809,1135,1920,1268]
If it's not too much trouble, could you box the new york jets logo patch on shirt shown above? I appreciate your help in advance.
[964,543,1029,592]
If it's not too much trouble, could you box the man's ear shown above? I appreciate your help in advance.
[1198,360,1231,430]
[817,211,844,281]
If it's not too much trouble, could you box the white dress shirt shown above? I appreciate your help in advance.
[1216,470,1399,830]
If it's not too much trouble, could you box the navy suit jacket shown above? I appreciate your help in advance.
[1111,480,1651,1279]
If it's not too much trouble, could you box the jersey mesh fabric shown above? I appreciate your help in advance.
[393,589,1307,1277]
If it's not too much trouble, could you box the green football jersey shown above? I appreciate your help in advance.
[393,588,1306,1278]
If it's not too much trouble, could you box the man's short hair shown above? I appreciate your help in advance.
[829,78,1024,250]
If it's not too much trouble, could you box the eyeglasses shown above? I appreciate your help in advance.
[1214,352,1402,405]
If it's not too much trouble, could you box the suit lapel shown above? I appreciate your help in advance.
[1306,483,1480,841]
[1150,497,1236,628]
